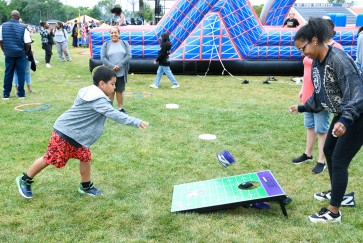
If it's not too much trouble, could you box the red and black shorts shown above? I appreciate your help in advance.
[43,131,92,168]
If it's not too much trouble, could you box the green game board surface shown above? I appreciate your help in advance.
[171,170,286,213]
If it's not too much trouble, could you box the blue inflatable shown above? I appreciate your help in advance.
[89,0,358,75]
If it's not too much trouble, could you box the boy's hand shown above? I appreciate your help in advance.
[139,121,149,129]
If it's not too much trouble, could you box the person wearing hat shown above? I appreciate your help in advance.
[0,10,32,99]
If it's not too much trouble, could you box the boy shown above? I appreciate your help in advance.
[16,66,149,198]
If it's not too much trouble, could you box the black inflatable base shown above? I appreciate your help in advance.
[89,58,303,76]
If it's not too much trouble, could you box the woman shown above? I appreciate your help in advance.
[100,26,131,113]
[149,32,180,89]
[71,20,78,48]
[356,26,363,74]
[54,22,71,62]
[292,17,343,175]
[289,18,363,223]
[39,21,54,68]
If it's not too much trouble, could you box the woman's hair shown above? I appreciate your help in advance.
[160,32,170,43]
[358,26,363,35]
[93,66,116,85]
[57,22,63,29]
[294,18,330,43]
[324,19,336,39]
[109,26,120,34]
[111,7,122,15]
[40,21,47,27]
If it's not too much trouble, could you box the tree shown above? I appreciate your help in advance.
[252,4,264,18]
[88,6,101,20]
[0,0,10,24]
[97,0,116,21]
[143,1,153,22]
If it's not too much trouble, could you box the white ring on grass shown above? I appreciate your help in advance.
[199,134,217,140]
[165,104,179,109]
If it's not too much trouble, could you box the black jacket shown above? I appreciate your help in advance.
[156,42,172,66]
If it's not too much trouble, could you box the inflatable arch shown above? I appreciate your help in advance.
[89,0,358,75]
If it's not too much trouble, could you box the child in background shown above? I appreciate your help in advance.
[150,32,180,89]
[16,66,149,199]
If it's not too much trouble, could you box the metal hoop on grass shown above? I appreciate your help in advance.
[15,103,51,112]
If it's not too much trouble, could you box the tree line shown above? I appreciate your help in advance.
[0,0,155,25]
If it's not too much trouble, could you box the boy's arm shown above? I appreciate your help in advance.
[93,98,148,128]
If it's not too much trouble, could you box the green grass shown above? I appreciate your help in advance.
[1,35,363,242]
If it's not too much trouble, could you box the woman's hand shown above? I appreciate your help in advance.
[113,65,120,71]
[153,60,157,65]
[289,105,298,113]
[332,122,346,137]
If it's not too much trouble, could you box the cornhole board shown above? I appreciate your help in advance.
[171,170,288,217]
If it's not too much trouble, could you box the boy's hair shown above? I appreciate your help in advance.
[92,66,116,86]
[294,18,330,44]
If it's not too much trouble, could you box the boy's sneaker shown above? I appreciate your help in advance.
[308,207,341,223]
[292,153,313,164]
[314,190,331,201]
[16,176,33,199]
[311,162,326,174]
[77,182,102,196]
[149,84,159,89]
[2,95,10,100]
[171,84,180,89]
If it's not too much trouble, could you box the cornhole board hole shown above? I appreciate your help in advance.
[171,170,288,217]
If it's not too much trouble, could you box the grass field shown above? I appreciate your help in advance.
[1,35,362,242]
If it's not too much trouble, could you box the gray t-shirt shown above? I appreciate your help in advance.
[107,42,126,77]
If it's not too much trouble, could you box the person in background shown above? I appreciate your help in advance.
[39,21,54,68]
[54,22,71,62]
[292,16,343,175]
[355,26,363,75]
[13,20,35,93]
[0,10,31,100]
[283,12,300,28]
[101,26,131,114]
[150,32,180,89]
[71,20,78,48]
[111,7,126,26]
[289,18,363,223]
[15,66,149,199]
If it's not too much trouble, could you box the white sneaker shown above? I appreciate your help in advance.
[149,84,159,89]
[291,77,302,84]
[35,60,39,64]
[171,84,180,89]
[308,207,341,223]
[46,63,51,68]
